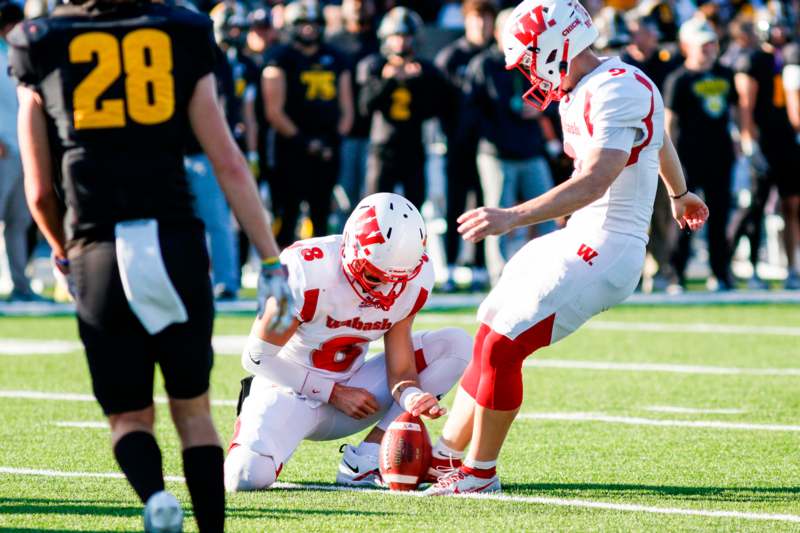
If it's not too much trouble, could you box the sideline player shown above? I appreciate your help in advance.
[9,1,293,530]
[423,0,709,495]
[224,193,471,491]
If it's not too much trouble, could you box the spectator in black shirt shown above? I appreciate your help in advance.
[435,0,496,292]
[731,17,800,289]
[664,18,738,290]
[463,8,557,282]
[328,0,381,209]
[263,0,354,246]
[358,7,448,209]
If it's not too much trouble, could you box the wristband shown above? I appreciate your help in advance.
[669,189,689,200]
[300,372,335,403]
[399,386,424,412]
[391,379,417,399]
[54,256,70,268]
[261,256,281,272]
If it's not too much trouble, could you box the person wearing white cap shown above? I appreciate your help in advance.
[663,17,739,291]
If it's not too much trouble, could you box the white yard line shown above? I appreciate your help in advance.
[519,412,800,432]
[0,466,798,524]
[0,339,82,355]
[54,421,108,429]
[525,359,800,376]
[644,406,746,415]
[0,390,236,407]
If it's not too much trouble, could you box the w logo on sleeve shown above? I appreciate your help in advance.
[577,244,598,265]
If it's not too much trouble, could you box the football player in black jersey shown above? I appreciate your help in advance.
[9,0,293,530]
[263,0,353,247]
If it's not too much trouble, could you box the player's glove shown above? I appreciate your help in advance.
[257,257,294,333]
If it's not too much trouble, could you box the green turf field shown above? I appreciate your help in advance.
[1,304,799,532]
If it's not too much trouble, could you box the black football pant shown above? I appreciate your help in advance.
[672,158,733,283]
[366,146,426,209]
[445,143,485,267]
[272,140,339,248]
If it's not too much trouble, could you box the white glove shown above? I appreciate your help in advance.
[545,139,563,159]
[257,259,294,333]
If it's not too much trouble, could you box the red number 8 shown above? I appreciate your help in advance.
[301,247,324,261]
[311,335,368,372]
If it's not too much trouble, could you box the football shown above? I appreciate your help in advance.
[379,411,432,491]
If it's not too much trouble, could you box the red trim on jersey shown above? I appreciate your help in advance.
[227,417,242,454]
[583,90,594,136]
[627,73,655,167]
[407,287,429,318]
[414,348,427,373]
[300,289,320,322]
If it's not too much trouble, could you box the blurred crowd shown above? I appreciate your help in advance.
[1,0,800,302]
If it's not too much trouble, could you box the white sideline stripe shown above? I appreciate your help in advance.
[55,421,107,429]
[524,359,800,376]
[1,466,799,524]
[645,406,746,415]
[0,339,82,355]
[520,412,800,432]
[0,390,237,407]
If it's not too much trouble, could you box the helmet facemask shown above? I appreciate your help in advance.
[343,255,421,311]
[515,35,571,111]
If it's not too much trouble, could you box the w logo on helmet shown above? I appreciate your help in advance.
[355,206,386,249]
[513,5,555,45]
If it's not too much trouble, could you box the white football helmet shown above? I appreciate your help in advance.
[342,193,426,310]
[502,0,599,110]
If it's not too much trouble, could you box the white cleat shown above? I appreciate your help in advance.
[335,444,383,488]
[422,469,501,496]
[143,490,183,533]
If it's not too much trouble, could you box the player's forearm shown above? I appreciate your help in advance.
[658,134,688,197]
[217,158,280,260]
[267,107,299,139]
[243,336,335,402]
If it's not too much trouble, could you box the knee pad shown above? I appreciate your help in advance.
[224,446,279,492]
[475,315,555,411]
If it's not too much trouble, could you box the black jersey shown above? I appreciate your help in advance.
[327,30,380,138]
[8,2,215,242]
[734,47,795,143]
[265,42,347,139]
[435,37,489,138]
[357,53,448,153]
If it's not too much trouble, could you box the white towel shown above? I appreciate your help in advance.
[115,219,188,334]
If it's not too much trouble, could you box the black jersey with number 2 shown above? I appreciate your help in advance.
[8,2,216,241]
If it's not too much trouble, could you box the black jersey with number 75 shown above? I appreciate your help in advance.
[8,2,216,242]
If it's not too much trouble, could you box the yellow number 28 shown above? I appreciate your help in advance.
[69,29,175,130]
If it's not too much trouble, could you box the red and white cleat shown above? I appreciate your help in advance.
[336,444,384,488]
[422,468,501,496]
[424,455,462,484]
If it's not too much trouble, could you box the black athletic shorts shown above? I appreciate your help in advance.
[70,221,214,415]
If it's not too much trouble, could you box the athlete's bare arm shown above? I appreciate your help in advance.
[337,71,354,136]
[189,73,280,261]
[384,316,445,419]
[658,134,710,231]
[262,66,300,138]
[458,147,629,243]
[17,86,67,266]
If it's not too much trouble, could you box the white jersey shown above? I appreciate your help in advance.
[278,235,434,382]
[559,57,664,243]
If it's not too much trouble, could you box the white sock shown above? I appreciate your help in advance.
[432,438,465,460]
[357,441,380,456]
[464,457,496,470]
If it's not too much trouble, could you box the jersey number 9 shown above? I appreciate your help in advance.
[69,29,175,130]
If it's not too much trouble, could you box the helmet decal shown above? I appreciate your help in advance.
[354,206,387,249]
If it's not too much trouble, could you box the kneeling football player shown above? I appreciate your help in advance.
[224,193,472,491]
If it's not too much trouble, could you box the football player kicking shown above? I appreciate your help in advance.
[423,0,710,495]
[224,192,471,491]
